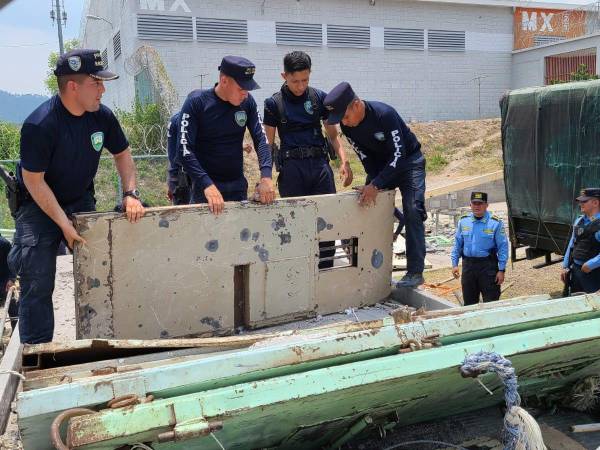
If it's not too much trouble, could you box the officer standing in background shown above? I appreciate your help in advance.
[561,188,600,294]
[178,56,275,213]
[263,51,352,268]
[323,82,427,287]
[166,111,191,205]
[451,192,508,305]
[9,49,145,343]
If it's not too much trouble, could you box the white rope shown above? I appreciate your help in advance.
[0,370,25,381]
[211,432,226,450]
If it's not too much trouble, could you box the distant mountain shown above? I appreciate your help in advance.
[0,90,49,124]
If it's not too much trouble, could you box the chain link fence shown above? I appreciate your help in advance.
[0,122,172,231]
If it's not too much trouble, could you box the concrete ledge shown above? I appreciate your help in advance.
[391,286,456,310]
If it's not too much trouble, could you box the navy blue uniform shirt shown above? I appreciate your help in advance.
[19,95,128,205]
[263,86,328,150]
[178,88,272,190]
[166,111,181,190]
[341,101,421,189]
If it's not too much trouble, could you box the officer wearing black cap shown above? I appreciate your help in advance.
[166,111,190,205]
[451,192,508,305]
[263,51,352,268]
[324,82,426,287]
[561,188,600,293]
[178,56,274,214]
[8,49,145,343]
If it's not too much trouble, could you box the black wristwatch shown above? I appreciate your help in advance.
[123,189,140,200]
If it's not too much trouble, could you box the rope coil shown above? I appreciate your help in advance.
[461,351,546,450]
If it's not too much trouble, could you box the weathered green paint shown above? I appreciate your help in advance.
[16,294,600,450]
[63,318,600,449]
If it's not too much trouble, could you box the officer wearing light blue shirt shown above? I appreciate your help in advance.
[561,188,600,293]
[451,192,509,305]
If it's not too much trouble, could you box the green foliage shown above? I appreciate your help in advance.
[44,39,80,95]
[115,102,166,155]
[550,64,599,85]
[0,122,20,160]
[426,145,449,173]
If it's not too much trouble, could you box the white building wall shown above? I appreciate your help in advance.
[511,34,600,89]
[83,0,515,121]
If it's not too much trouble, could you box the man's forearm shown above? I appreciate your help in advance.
[114,149,137,192]
[332,136,348,163]
[325,125,347,164]
[25,179,70,230]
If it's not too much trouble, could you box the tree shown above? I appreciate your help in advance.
[570,63,599,81]
[550,63,599,85]
[44,39,80,95]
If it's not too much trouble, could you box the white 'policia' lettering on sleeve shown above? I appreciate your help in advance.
[389,129,402,168]
[180,113,191,156]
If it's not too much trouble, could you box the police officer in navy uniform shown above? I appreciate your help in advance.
[10,49,145,343]
[263,51,352,268]
[166,111,191,205]
[451,192,508,305]
[323,82,426,287]
[178,56,275,214]
[561,188,600,294]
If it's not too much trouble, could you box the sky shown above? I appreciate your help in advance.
[0,0,84,95]
[0,0,592,96]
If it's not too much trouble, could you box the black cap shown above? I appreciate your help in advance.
[218,56,260,91]
[54,49,118,81]
[323,82,356,125]
[471,192,488,203]
[576,188,600,202]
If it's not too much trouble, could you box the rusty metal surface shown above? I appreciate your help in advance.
[72,192,394,339]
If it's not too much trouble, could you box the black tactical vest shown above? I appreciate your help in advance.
[572,218,600,262]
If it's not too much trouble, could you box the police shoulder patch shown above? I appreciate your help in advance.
[234,110,247,127]
[459,213,469,219]
[304,100,313,115]
[90,131,104,152]
[491,215,501,222]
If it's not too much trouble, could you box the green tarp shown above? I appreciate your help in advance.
[501,80,600,254]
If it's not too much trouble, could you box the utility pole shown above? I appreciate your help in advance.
[196,73,208,90]
[50,0,67,55]
[469,74,488,119]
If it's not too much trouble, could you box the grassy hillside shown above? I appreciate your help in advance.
[0,117,503,230]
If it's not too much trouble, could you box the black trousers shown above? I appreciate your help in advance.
[8,194,96,343]
[570,263,600,294]
[461,257,500,306]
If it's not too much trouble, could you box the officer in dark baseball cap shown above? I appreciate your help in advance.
[562,187,600,293]
[324,81,427,287]
[177,56,274,215]
[9,48,144,344]
[54,48,118,80]
[218,55,260,91]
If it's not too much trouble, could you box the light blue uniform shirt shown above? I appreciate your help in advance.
[451,211,509,271]
[562,213,600,269]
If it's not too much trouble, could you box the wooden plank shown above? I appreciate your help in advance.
[0,329,22,434]
[570,423,600,433]
[393,254,432,270]
[425,170,503,199]
[540,424,587,450]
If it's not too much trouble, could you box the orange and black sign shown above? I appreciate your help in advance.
[514,7,586,50]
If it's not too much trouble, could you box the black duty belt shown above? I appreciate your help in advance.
[280,146,327,161]
[462,255,496,262]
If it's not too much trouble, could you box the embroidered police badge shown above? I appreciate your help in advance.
[91,131,104,152]
[374,132,385,141]
[304,100,313,115]
[235,111,247,127]
[68,56,81,72]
